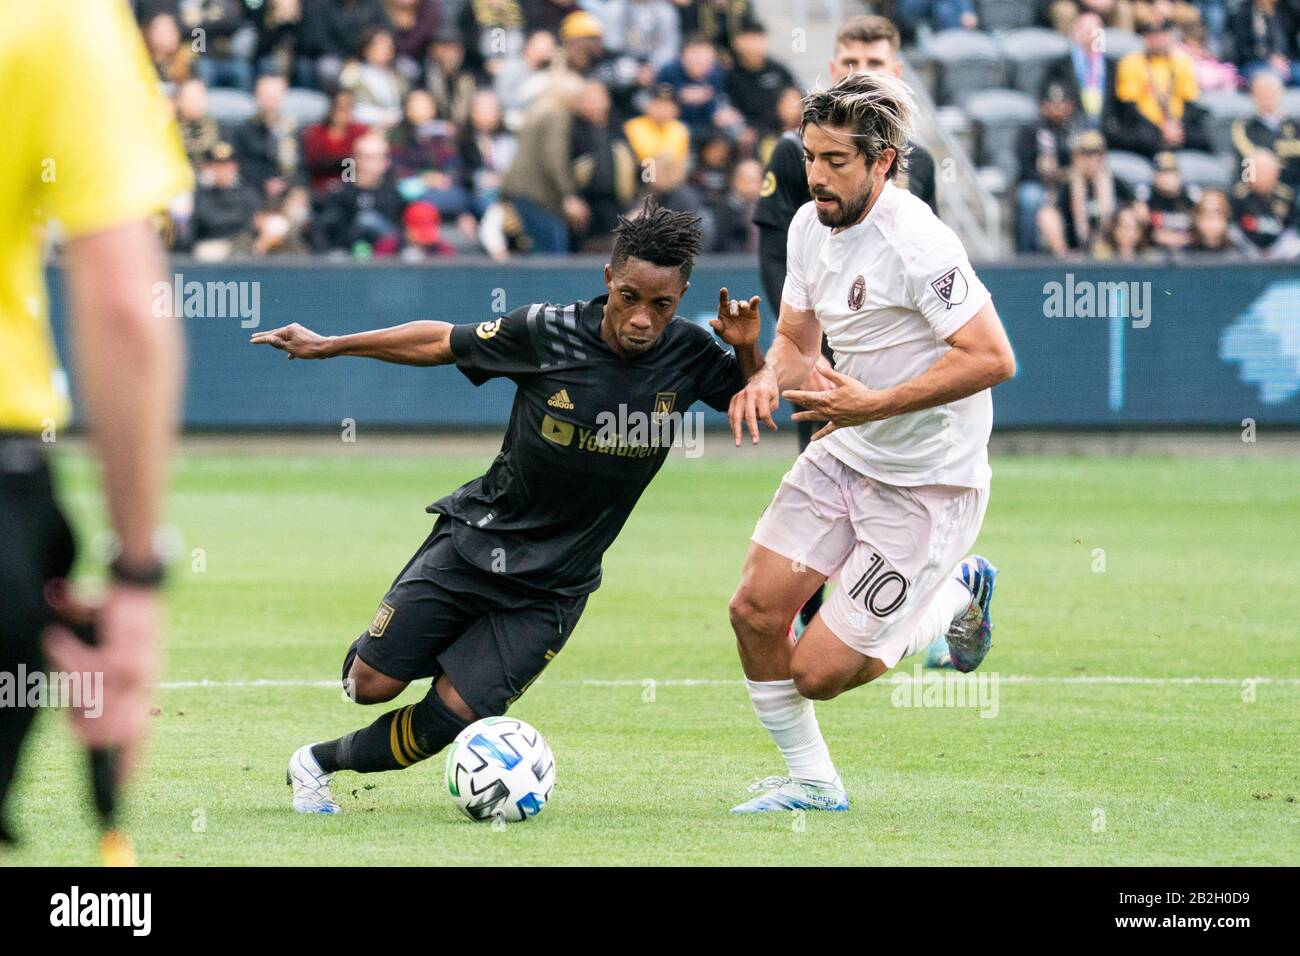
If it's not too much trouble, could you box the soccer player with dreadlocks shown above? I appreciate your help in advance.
[253,199,763,813]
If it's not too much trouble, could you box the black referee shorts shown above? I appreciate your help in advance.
[351,518,587,719]
[0,435,76,827]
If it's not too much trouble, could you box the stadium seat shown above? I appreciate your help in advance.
[282,87,330,125]
[1099,28,1143,60]
[1175,149,1234,190]
[206,87,257,124]
[925,30,1005,106]
[977,0,1039,31]
[1198,89,1255,155]
[997,28,1072,98]
[1106,150,1154,191]
[964,88,1038,182]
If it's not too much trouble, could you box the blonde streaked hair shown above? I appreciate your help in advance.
[801,71,916,179]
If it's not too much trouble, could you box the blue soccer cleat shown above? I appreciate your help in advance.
[730,775,849,813]
[944,555,998,673]
[924,634,954,669]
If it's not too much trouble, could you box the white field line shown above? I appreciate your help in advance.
[155,675,1300,690]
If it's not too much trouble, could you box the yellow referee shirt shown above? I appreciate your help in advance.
[0,0,193,433]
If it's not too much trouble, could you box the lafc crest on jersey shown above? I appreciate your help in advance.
[475,319,501,340]
[369,601,396,638]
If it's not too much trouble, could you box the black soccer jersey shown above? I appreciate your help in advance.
[429,295,745,596]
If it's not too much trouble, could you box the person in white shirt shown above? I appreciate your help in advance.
[726,72,1016,814]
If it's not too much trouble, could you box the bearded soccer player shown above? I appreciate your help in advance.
[252,202,762,813]
[1,1,190,853]
[755,14,940,635]
[727,73,1015,813]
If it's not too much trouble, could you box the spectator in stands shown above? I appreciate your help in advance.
[1038,128,1128,255]
[525,0,580,34]
[495,29,561,131]
[1229,147,1300,256]
[191,142,263,258]
[340,27,408,128]
[250,0,308,84]
[1110,11,1212,156]
[388,89,474,224]
[425,33,481,129]
[230,74,299,199]
[459,0,527,75]
[1232,69,1300,188]
[500,74,588,253]
[624,84,691,167]
[144,12,195,84]
[657,34,744,145]
[164,0,254,91]
[608,0,681,71]
[1095,202,1156,260]
[1231,0,1299,86]
[400,201,458,259]
[298,0,391,90]
[566,80,639,251]
[896,0,979,37]
[1187,186,1234,251]
[708,158,763,253]
[1016,80,1083,252]
[461,89,519,216]
[559,11,644,122]
[174,78,223,172]
[1044,0,1135,35]
[311,131,408,255]
[301,89,369,196]
[724,22,796,144]
[232,185,314,256]
[1181,15,1241,93]
[383,0,442,82]
[1041,10,1116,130]
[690,133,735,208]
[676,0,758,52]
[643,152,711,247]
[1136,150,1198,251]
[757,85,804,163]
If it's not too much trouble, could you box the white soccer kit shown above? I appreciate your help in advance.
[752,181,995,665]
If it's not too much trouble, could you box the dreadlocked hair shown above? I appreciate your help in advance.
[611,198,703,282]
[801,71,916,179]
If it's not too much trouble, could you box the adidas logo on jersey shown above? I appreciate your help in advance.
[547,389,575,410]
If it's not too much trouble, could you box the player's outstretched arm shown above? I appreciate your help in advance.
[727,300,821,446]
[710,287,764,381]
[786,301,1016,440]
[250,320,455,366]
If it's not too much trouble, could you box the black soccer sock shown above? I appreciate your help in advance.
[0,704,39,843]
[312,684,470,774]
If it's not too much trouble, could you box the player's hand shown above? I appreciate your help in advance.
[784,365,887,440]
[710,287,761,349]
[798,355,836,392]
[728,366,779,446]
[249,323,333,359]
[42,584,162,785]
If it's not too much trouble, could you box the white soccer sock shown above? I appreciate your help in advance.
[903,576,973,658]
[745,678,840,786]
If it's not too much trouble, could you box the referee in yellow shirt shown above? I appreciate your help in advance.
[0,1,192,850]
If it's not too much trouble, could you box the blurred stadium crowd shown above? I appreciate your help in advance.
[125,0,1300,261]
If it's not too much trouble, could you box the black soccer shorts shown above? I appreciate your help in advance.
[351,518,587,718]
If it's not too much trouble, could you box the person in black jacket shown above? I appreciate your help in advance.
[298,0,392,90]
[1038,10,1120,131]
[751,14,937,632]
[310,132,408,254]
[191,142,262,249]
[229,74,298,199]
[1014,81,1081,251]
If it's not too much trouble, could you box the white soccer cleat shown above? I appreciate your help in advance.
[729,774,849,813]
[287,744,341,814]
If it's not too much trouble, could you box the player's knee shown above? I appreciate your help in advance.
[346,658,406,704]
[790,662,843,701]
[729,584,781,637]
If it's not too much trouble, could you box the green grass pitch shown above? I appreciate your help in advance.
[5,438,1298,866]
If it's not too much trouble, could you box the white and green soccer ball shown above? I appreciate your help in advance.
[445,716,555,822]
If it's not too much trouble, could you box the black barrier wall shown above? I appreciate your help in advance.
[46,258,1300,429]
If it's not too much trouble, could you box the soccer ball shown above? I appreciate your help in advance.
[445,716,555,822]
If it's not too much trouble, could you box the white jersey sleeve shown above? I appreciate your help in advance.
[780,202,817,312]
[902,224,992,341]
